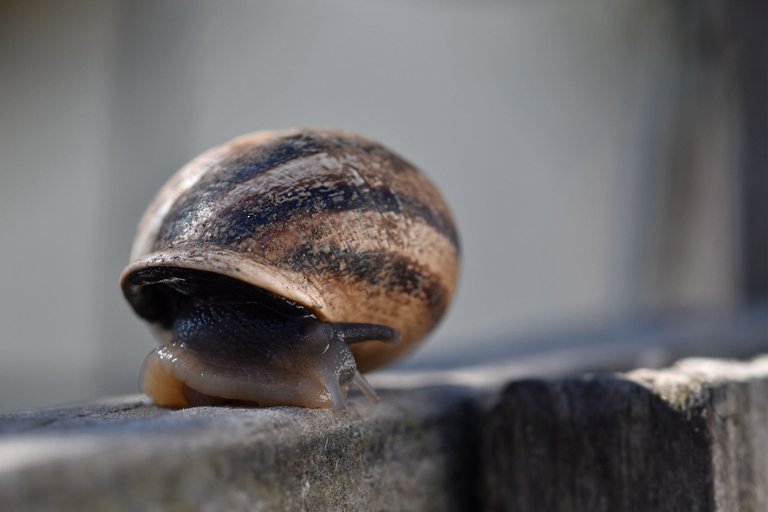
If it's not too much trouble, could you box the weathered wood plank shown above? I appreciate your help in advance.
[0,388,480,512]
[0,310,766,512]
[482,356,768,512]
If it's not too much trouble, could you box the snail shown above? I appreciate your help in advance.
[120,129,460,413]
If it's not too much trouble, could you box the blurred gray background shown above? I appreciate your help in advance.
[1,0,761,410]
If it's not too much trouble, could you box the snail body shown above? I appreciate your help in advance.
[121,129,460,412]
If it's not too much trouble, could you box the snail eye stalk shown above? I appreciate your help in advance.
[330,323,401,346]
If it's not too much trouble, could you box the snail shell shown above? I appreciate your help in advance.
[120,129,460,412]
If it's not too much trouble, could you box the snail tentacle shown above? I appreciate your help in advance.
[352,370,380,404]
[331,323,401,346]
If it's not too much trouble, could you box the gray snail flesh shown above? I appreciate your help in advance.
[120,129,460,413]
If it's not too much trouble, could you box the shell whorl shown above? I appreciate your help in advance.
[122,129,460,371]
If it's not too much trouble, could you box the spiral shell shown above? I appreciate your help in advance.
[121,129,460,410]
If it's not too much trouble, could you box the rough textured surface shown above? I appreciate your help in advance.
[2,353,768,511]
[0,387,480,512]
[483,356,768,512]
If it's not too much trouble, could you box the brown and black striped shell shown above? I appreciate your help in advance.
[121,129,460,373]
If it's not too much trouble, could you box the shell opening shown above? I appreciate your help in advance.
[126,264,395,412]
